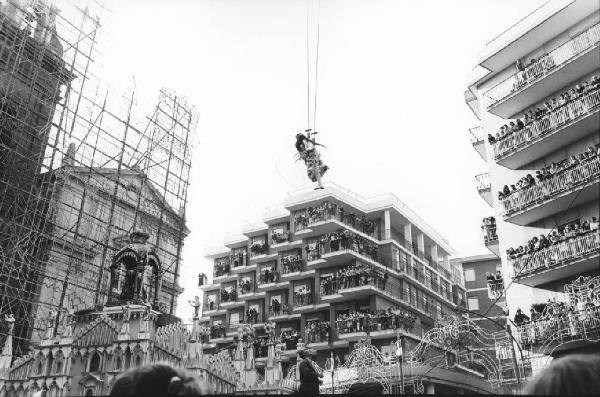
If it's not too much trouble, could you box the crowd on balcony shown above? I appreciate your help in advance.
[231,249,246,267]
[280,329,300,350]
[271,229,291,244]
[214,259,231,278]
[320,262,388,296]
[220,286,237,303]
[488,74,600,146]
[486,271,504,299]
[514,283,600,345]
[506,217,599,261]
[245,307,260,324]
[268,298,290,316]
[205,298,216,311]
[482,216,498,244]
[258,265,278,284]
[252,336,270,358]
[293,286,313,307]
[307,229,379,262]
[294,201,378,237]
[336,307,417,335]
[250,240,268,256]
[305,320,331,344]
[199,325,211,343]
[210,324,227,339]
[238,279,254,294]
[281,253,303,274]
[497,146,600,201]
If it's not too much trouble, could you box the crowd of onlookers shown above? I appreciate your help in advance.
[250,240,268,256]
[246,307,260,324]
[486,271,504,299]
[481,216,498,243]
[506,217,599,262]
[489,74,600,146]
[514,279,600,346]
[213,260,230,278]
[271,229,291,244]
[258,265,278,284]
[320,262,388,296]
[497,146,600,201]
[336,307,417,334]
[268,298,290,316]
[306,229,379,262]
[238,278,253,294]
[231,250,246,268]
[294,201,378,237]
[209,323,227,339]
[280,329,300,350]
[293,286,313,307]
[305,320,331,344]
[281,253,303,274]
[220,286,237,303]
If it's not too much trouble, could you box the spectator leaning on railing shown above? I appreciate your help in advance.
[488,73,600,146]
[336,307,416,335]
[506,216,599,264]
[514,279,600,348]
[497,145,599,201]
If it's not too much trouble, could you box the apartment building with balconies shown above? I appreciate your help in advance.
[465,0,600,357]
[197,184,475,391]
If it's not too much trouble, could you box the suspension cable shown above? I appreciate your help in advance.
[312,0,321,132]
[306,0,311,131]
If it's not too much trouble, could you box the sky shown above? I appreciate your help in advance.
[93,0,547,322]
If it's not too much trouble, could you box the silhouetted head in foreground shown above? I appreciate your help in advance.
[110,363,211,397]
[521,354,600,395]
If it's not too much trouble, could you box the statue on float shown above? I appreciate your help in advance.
[107,231,162,308]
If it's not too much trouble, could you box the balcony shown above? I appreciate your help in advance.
[482,217,500,257]
[476,173,492,207]
[484,23,600,118]
[511,231,600,287]
[493,89,600,168]
[501,156,600,225]
[267,307,301,322]
[515,306,600,355]
[335,312,416,342]
[270,231,302,251]
[294,203,379,241]
[469,126,486,160]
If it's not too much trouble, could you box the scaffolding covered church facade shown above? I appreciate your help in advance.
[0,0,196,356]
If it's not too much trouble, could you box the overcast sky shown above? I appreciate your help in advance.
[95,0,546,322]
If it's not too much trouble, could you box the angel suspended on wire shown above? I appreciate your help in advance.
[295,129,328,189]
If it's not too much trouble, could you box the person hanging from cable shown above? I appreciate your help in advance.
[295,129,328,189]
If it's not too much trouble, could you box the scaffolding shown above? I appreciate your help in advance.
[0,0,196,356]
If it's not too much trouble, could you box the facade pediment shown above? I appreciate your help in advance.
[73,317,119,347]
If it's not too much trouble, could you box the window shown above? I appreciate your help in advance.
[89,353,101,372]
[464,269,476,282]
[467,297,480,311]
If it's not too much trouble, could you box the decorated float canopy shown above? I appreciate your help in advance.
[107,231,163,309]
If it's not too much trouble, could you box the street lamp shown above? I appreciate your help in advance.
[395,333,405,395]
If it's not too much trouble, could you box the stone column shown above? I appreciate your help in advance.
[383,210,391,240]
[403,224,412,246]
[417,233,425,255]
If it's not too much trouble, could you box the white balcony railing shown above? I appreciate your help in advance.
[469,126,484,144]
[515,306,600,347]
[476,173,491,191]
[501,156,600,216]
[511,231,600,278]
[493,89,600,159]
[484,23,600,109]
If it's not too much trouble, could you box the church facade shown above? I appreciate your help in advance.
[0,232,238,397]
